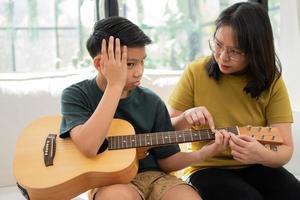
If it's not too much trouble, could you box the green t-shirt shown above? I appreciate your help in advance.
[60,77,180,172]
[168,56,293,175]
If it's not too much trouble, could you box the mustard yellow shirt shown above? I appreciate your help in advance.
[168,56,293,176]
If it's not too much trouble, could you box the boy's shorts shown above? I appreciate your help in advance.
[89,171,189,200]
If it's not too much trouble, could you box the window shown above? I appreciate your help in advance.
[119,0,280,70]
[0,0,280,72]
[0,0,94,73]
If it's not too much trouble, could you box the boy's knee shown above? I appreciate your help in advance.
[94,184,140,200]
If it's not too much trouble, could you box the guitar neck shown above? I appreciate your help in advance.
[107,127,238,150]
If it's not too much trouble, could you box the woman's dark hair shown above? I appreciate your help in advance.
[86,16,152,58]
[206,2,282,99]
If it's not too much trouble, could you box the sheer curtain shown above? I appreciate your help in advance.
[280,0,300,177]
[280,0,300,111]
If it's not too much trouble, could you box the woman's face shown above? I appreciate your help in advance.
[213,25,249,74]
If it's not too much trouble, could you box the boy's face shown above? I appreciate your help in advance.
[123,46,146,91]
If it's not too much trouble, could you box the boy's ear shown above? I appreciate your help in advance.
[93,54,101,71]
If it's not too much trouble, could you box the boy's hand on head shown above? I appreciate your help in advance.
[100,36,128,88]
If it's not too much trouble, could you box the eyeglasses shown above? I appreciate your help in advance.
[208,39,245,62]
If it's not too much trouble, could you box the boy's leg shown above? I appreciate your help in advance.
[145,172,201,200]
[89,184,143,200]
[161,184,202,200]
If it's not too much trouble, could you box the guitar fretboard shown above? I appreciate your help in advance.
[108,127,238,150]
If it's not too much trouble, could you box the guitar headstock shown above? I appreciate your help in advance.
[238,126,283,145]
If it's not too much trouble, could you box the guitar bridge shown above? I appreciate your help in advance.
[43,134,57,167]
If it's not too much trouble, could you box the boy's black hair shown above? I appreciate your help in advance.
[206,2,281,99]
[86,16,152,58]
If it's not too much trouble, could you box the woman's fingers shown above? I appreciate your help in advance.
[201,107,215,129]
[184,107,215,129]
[191,111,200,126]
[194,110,206,125]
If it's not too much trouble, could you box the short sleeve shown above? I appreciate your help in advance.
[266,77,293,124]
[168,63,195,111]
[60,86,92,138]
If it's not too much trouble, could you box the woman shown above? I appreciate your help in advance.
[168,2,300,200]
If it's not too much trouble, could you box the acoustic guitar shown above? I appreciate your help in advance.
[13,115,283,200]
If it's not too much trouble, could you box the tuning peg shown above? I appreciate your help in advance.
[258,127,262,131]
[268,127,272,132]
[247,125,252,131]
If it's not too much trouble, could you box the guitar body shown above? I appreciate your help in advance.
[13,116,138,200]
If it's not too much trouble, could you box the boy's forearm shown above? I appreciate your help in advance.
[157,151,207,173]
[71,84,123,157]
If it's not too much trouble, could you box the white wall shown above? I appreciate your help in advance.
[279,0,300,174]
[280,0,300,111]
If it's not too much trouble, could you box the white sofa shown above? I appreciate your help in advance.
[0,70,299,199]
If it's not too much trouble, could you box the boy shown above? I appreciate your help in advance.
[60,16,211,200]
